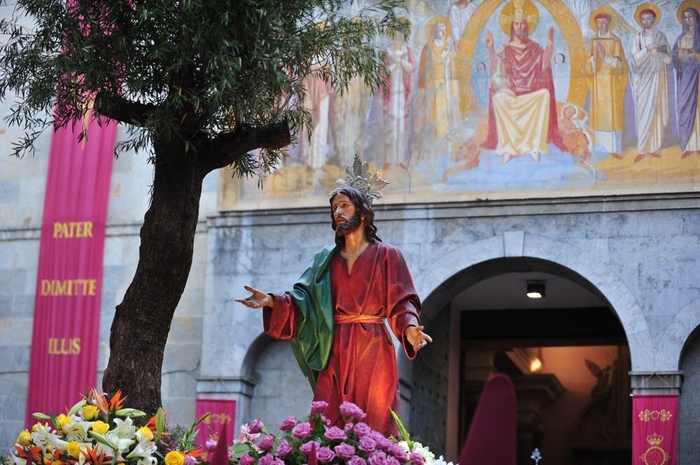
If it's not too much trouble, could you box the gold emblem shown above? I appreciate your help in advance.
[638,409,673,422]
[640,433,668,465]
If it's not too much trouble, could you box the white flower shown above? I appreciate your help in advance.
[433,455,455,465]
[63,419,92,442]
[31,423,58,447]
[109,417,137,438]
[126,432,157,460]
[136,457,159,465]
[398,440,437,465]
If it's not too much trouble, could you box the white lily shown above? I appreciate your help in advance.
[136,457,158,465]
[31,422,58,447]
[63,419,92,442]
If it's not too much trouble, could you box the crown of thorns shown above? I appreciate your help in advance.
[333,154,389,205]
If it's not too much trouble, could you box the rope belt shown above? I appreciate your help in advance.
[334,314,384,324]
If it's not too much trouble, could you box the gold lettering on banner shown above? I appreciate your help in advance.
[201,412,232,425]
[638,409,673,422]
[52,221,94,239]
[48,338,82,355]
[40,279,97,296]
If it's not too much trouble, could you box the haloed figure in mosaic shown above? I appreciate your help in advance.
[481,0,566,164]
[672,4,700,159]
[237,157,432,437]
[628,4,672,163]
[584,8,628,160]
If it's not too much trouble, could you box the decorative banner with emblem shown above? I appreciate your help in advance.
[632,395,678,465]
[25,115,117,427]
[195,398,236,447]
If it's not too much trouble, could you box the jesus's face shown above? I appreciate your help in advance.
[332,193,362,236]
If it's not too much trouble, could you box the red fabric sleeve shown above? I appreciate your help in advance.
[263,293,298,340]
[383,245,422,360]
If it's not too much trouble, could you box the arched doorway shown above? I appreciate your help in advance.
[679,324,700,464]
[410,257,632,465]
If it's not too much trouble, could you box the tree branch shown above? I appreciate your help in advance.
[94,92,156,127]
[201,120,291,173]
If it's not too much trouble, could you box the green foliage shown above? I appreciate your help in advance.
[0,0,404,176]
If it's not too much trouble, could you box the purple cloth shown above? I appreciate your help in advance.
[672,7,700,150]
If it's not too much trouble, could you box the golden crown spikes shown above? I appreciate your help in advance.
[334,154,389,205]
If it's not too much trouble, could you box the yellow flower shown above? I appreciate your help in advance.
[66,441,81,459]
[165,451,185,465]
[16,429,32,447]
[32,422,48,433]
[82,405,99,421]
[57,414,72,432]
[92,420,109,435]
[138,426,154,441]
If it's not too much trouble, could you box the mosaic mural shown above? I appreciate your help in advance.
[230,0,700,208]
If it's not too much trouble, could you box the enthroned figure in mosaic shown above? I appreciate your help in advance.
[481,0,566,164]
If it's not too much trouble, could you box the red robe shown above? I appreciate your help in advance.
[482,38,566,152]
[264,242,421,436]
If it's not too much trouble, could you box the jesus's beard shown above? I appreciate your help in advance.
[335,211,362,236]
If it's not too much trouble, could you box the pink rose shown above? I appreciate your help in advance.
[317,447,336,463]
[324,426,347,442]
[358,436,377,453]
[370,431,392,450]
[410,451,424,465]
[352,422,371,438]
[279,415,297,431]
[259,453,276,465]
[240,454,254,465]
[388,444,408,462]
[385,457,400,465]
[259,435,275,451]
[292,421,312,440]
[348,457,368,465]
[277,440,293,458]
[311,401,329,414]
[184,456,197,465]
[368,451,388,465]
[339,402,367,422]
[300,440,320,457]
[334,443,356,460]
[249,418,264,434]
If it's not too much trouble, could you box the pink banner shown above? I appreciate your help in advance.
[25,114,117,426]
[195,399,237,446]
[632,395,678,465]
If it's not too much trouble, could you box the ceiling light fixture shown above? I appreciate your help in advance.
[526,280,546,299]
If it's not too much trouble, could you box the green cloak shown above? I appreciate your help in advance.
[288,244,336,391]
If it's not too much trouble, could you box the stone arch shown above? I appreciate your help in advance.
[412,232,655,371]
[670,296,700,369]
[242,333,313,431]
[678,319,700,464]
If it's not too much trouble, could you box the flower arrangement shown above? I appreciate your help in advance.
[7,393,453,465]
[9,389,210,465]
[230,401,453,465]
